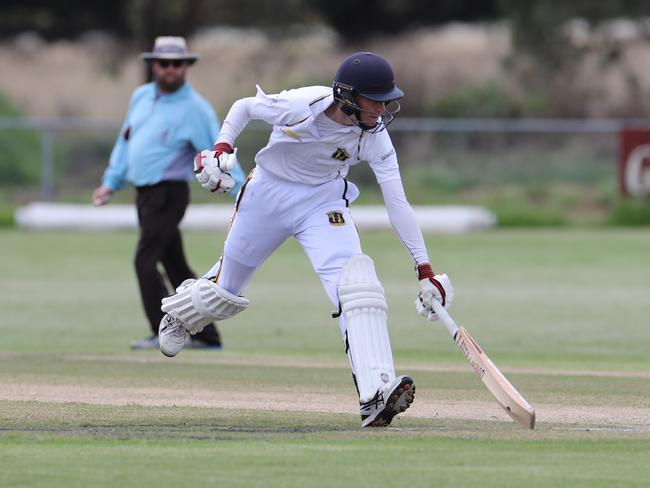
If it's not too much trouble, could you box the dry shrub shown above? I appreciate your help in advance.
[2,23,650,119]
[0,24,510,118]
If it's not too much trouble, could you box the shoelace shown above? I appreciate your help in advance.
[171,321,186,339]
[359,390,385,411]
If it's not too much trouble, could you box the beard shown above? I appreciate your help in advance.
[155,75,185,94]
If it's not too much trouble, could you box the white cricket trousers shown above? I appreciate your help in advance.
[205,166,397,402]
[216,166,362,314]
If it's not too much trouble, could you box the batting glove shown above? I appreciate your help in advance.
[415,263,454,321]
[193,143,237,193]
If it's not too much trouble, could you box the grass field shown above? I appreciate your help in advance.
[1,228,650,487]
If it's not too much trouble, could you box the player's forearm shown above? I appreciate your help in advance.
[389,206,430,265]
[379,178,430,265]
[215,97,255,146]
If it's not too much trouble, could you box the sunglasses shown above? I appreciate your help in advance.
[155,59,186,68]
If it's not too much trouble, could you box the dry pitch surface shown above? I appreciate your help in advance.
[2,352,648,434]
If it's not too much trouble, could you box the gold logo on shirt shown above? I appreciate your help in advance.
[331,148,350,161]
[327,211,346,226]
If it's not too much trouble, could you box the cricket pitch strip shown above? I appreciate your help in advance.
[1,380,648,432]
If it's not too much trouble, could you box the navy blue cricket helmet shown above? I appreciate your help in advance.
[333,52,404,132]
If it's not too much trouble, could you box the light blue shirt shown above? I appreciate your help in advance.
[102,82,244,198]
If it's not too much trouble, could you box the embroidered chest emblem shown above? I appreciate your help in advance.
[331,148,350,161]
[327,211,346,226]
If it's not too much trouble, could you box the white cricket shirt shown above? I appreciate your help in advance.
[217,85,399,185]
[217,85,431,265]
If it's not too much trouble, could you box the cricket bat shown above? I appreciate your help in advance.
[431,300,536,429]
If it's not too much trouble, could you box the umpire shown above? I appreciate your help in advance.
[92,37,244,350]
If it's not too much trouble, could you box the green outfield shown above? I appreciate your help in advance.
[1,228,649,487]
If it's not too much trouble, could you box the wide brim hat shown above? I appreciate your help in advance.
[140,36,199,64]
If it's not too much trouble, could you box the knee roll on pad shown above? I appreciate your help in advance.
[161,278,249,334]
[338,254,395,402]
[338,265,387,314]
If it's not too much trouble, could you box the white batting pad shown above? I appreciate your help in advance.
[338,254,395,402]
[161,278,249,334]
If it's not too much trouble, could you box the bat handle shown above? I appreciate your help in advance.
[431,299,459,338]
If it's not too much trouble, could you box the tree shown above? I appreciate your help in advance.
[311,0,500,42]
[498,0,650,116]
[0,0,129,40]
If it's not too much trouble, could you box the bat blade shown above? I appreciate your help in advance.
[455,326,535,429]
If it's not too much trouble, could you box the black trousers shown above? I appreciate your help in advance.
[134,181,221,345]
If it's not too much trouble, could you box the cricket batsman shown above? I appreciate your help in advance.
[157,52,454,427]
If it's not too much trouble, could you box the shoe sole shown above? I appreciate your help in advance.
[362,376,416,428]
[159,346,178,358]
[159,334,185,358]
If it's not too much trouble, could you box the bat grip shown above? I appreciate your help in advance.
[431,299,459,338]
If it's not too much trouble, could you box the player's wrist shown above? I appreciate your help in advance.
[417,263,434,280]
[212,142,233,154]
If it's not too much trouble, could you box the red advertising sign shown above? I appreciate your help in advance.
[620,127,650,197]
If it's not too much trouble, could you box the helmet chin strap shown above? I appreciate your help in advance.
[354,114,377,130]
[340,103,377,131]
